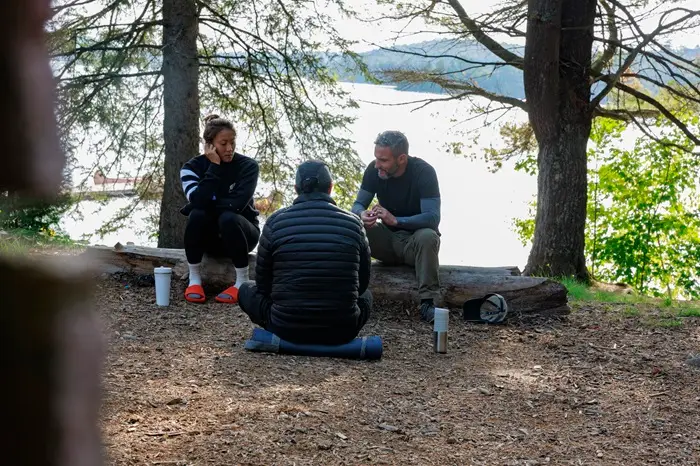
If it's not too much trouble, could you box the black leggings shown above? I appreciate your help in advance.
[184,209,260,268]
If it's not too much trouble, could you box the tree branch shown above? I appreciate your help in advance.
[59,71,161,87]
[593,107,659,120]
[52,0,101,16]
[593,35,700,82]
[589,9,700,110]
[445,0,524,67]
[382,69,528,111]
[370,43,523,67]
[197,63,246,74]
[51,44,162,58]
[624,109,696,153]
[611,80,700,145]
[621,73,700,105]
[591,0,618,74]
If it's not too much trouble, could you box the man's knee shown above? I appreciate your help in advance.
[365,225,397,263]
[237,281,256,310]
[365,224,383,245]
[359,288,373,309]
[357,289,373,328]
[238,281,271,328]
[412,228,440,249]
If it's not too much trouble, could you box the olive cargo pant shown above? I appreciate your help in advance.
[365,223,441,301]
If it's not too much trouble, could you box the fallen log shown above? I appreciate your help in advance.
[83,244,569,317]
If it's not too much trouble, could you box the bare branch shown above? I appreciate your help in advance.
[594,107,659,120]
[625,109,696,153]
[612,80,700,145]
[445,0,524,67]
[590,9,700,110]
[621,73,700,105]
[382,68,528,111]
[369,42,523,68]
[593,35,700,83]
[592,0,619,74]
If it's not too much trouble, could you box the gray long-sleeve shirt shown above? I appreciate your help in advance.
[352,157,441,233]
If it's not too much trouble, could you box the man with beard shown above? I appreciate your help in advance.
[352,130,442,323]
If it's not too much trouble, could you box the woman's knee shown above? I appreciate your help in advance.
[217,211,244,231]
[187,208,208,225]
[185,210,210,237]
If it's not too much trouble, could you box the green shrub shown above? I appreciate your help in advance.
[0,192,73,241]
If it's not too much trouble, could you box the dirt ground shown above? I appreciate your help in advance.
[99,275,700,465]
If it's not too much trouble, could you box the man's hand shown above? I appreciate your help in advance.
[373,205,398,227]
[204,143,220,165]
[360,210,378,229]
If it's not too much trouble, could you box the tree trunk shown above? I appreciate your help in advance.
[1,256,103,466]
[523,0,597,281]
[158,0,200,248]
[83,244,571,317]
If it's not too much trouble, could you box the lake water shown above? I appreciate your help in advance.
[60,82,537,270]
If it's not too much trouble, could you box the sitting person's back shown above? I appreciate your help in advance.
[238,160,372,345]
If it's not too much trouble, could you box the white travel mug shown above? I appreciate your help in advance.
[433,307,449,354]
[154,266,172,307]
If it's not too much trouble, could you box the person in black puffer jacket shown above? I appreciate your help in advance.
[238,160,373,345]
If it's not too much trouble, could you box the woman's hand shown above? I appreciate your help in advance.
[204,143,220,165]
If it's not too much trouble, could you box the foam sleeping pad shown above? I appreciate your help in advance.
[243,328,383,360]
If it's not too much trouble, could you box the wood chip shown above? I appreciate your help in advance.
[378,424,401,433]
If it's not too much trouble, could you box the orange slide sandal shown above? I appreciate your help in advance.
[215,286,239,304]
[184,284,206,303]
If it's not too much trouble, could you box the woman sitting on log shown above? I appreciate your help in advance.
[180,114,261,304]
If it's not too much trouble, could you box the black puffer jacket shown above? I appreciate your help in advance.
[255,192,371,344]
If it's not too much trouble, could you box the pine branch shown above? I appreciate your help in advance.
[198,63,246,74]
[199,2,343,146]
[59,71,161,87]
[52,1,159,80]
[52,0,102,16]
[51,44,162,58]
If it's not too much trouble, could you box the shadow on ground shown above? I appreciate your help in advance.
[99,276,700,465]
